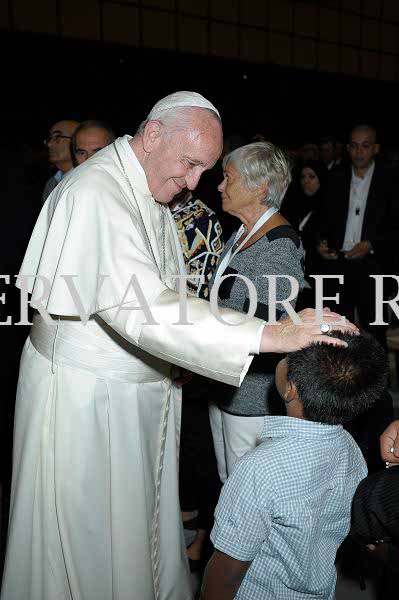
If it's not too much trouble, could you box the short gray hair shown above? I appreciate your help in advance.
[136,106,221,137]
[223,142,292,209]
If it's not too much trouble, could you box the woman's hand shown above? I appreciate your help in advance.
[317,240,338,260]
[380,420,399,464]
[260,308,358,353]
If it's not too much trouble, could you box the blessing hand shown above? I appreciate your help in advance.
[260,308,358,353]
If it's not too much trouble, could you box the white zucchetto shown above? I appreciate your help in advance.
[147,91,220,120]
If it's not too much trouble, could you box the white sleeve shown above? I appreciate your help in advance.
[98,291,264,387]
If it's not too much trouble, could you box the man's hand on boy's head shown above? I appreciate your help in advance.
[380,420,399,464]
[260,308,359,354]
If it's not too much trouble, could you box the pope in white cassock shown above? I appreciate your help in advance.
[1,92,353,600]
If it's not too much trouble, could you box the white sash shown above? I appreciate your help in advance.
[214,206,278,283]
[30,314,172,383]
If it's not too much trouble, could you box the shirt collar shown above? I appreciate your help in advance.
[352,160,375,184]
[115,134,153,199]
[54,170,63,183]
[260,415,343,441]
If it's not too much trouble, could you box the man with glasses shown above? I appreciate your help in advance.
[42,119,79,203]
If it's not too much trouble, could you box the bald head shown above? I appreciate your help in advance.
[350,124,377,144]
[46,119,79,172]
[72,120,115,165]
[348,124,379,173]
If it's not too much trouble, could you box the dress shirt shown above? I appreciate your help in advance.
[342,162,375,251]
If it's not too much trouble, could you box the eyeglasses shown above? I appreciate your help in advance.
[44,134,72,145]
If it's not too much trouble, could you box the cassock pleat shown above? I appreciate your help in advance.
[1,337,192,600]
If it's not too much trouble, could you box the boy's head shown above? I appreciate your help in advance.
[275,332,388,425]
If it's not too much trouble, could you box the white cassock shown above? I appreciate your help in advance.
[1,136,263,600]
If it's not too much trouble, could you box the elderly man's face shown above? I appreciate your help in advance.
[143,112,223,203]
[74,127,111,164]
[348,130,379,171]
[46,120,78,165]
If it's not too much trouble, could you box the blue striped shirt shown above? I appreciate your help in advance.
[211,416,367,599]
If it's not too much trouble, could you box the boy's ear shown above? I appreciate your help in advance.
[284,380,299,404]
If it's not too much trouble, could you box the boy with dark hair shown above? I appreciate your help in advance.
[202,332,387,600]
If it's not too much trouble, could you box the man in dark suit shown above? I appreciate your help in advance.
[316,124,398,346]
[315,125,398,477]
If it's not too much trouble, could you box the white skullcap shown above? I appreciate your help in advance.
[147,91,220,120]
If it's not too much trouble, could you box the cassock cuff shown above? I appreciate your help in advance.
[250,323,265,355]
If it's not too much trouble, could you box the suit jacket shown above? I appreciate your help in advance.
[318,161,398,271]
[42,173,60,205]
[352,465,399,546]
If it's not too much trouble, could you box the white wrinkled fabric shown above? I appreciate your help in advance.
[2,318,190,600]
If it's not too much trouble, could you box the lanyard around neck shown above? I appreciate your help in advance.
[214,206,278,283]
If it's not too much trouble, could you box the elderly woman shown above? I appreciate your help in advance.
[209,142,305,482]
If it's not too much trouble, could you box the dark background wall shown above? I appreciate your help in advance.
[1,0,399,146]
[2,29,399,147]
[2,0,399,80]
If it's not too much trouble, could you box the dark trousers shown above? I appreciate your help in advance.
[316,255,387,347]
[179,376,222,533]
[345,389,394,473]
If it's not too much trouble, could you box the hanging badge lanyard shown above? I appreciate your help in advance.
[214,206,278,284]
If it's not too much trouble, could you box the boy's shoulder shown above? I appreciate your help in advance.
[250,424,365,477]
[226,425,367,525]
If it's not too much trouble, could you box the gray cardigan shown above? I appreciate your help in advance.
[210,225,304,416]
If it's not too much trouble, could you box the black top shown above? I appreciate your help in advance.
[351,466,399,546]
